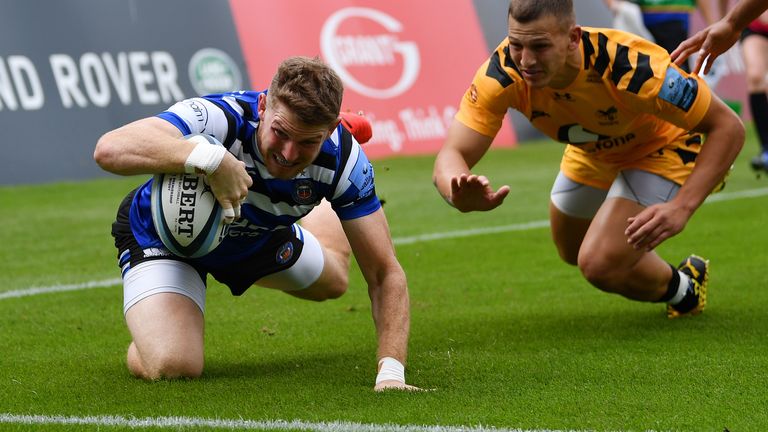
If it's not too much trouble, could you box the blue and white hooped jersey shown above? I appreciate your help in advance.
[128,90,381,268]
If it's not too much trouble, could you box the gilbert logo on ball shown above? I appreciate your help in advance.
[150,134,229,258]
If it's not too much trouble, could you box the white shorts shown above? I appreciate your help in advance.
[122,226,325,315]
[550,169,681,219]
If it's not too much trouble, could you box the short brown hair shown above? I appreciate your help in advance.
[267,56,343,127]
[508,0,574,25]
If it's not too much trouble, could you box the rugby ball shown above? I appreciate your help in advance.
[150,134,228,258]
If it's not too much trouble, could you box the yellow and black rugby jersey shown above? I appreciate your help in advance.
[456,27,712,164]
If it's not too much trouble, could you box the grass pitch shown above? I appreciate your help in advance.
[1,134,767,431]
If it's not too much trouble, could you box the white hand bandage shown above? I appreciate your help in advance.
[222,206,236,224]
[184,142,227,175]
[375,357,405,385]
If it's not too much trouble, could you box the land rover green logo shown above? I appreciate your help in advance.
[188,48,242,96]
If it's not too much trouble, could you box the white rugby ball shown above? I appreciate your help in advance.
[150,134,228,258]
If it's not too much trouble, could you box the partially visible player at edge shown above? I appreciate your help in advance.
[671,0,768,74]
[94,56,420,391]
[433,0,744,318]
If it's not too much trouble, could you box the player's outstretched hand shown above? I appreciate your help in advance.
[670,20,740,75]
[625,202,690,251]
[373,357,427,392]
[207,152,252,223]
[374,380,424,392]
[449,173,510,212]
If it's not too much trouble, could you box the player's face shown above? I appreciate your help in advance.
[507,14,580,88]
[257,94,337,179]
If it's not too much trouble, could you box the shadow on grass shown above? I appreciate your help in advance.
[202,350,368,382]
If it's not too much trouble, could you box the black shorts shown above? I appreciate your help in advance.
[111,188,304,296]
[741,26,768,41]
[646,20,690,72]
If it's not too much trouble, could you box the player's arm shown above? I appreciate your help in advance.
[94,116,251,222]
[340,209,420,392]
[433,120,510,212]
[626,95,745,250]
[94,116,190,175]
[672,0,765,74]
[672,95,745,212]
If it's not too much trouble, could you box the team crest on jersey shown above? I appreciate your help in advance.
[276,241,294,264]
[469,84,479,103]
[292,179,316,205]
[596,106,618,125]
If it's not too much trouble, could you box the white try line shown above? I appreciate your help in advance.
[393,186,768,245]
[0,413,579,432]
[0,278,122,301]
[1,186,766,302]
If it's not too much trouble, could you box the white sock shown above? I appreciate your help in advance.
[669,271,691,305]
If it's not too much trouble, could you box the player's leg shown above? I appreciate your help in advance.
[741,31,768,171]
[123,260,206,379]
[256,199,350,301]
[577,195,673,301]
[550,169,673,300]
[646,20,690,71]
[549,171,607,265]
[112,190,206,379]
[578,169,707,316]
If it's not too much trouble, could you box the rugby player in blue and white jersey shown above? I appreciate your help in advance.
[94,56,420,391]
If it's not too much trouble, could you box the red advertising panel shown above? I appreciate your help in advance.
[228,0,516,159]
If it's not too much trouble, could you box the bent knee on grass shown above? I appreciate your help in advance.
[128,342,203,380]
[288,276,349,302]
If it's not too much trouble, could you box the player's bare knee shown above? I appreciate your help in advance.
[128,344,203,380]
[325,250,351,290]
[294,284,347,302]
[578,255,623,293]
[745,72,767,91]
[328,278,348,299]
[144,354,203,380]
[312,276,348,301]
[555,245,579,266]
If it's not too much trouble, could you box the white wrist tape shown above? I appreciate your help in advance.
[375,357,405,385]
[184,142,227,175]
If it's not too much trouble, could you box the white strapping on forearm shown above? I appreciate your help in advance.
[375,357,405,385]
[184,143,227,174]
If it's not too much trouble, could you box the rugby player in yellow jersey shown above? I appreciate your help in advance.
[433,0,745,318]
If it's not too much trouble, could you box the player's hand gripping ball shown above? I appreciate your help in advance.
[150,134,229,258]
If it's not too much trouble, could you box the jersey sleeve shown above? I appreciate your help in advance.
[455,41,525,137]
[647,63,711,130]
[590,29,712,131]
[156,91,262,147]
[329,137,381,220]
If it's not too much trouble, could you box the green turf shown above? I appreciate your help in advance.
[1,131,767,431]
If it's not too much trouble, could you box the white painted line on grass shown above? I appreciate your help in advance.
[0,278,121,300]
[0,413,576,432]
[1,186,766,302]
[393,220,550,245]
[392,186,768,245]
[703,186,768,202]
